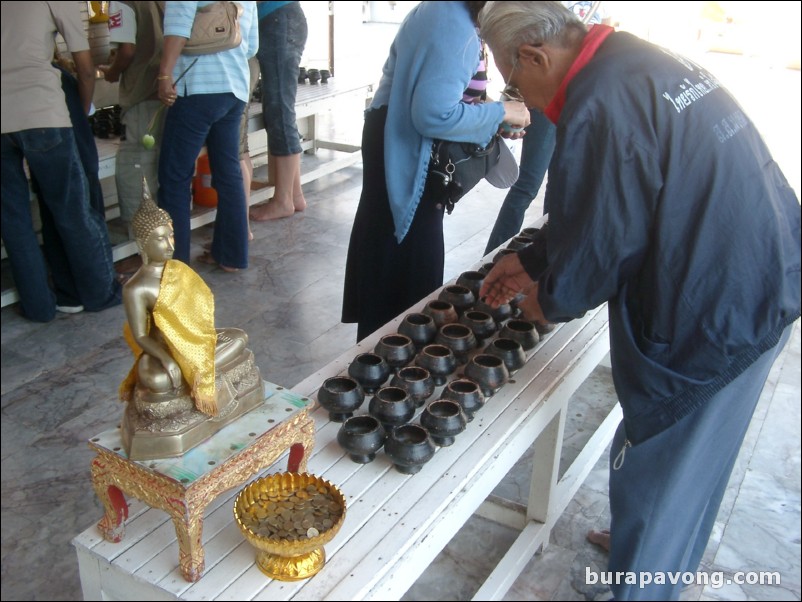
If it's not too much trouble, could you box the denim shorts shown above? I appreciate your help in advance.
[256,1,308,156]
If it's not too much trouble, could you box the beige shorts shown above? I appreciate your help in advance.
[239,57,261,158]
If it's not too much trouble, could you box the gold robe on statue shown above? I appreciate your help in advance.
[120,260,218,415]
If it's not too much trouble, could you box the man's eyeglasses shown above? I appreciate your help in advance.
[501,84,525,103]
[500,58,524,103]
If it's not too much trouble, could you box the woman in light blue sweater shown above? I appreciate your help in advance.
[342,0,529,341]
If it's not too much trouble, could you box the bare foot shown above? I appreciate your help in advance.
[197,251,240,272]
[250,198,295,221]
[587,529,611,552]
[293,195,307,212]
[248,230,254,241]
[197,250,216,265]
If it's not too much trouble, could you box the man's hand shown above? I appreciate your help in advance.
[516,284,548,325]
[97,64,119,83]
[99,42,136,83]
[479,252,536,308]
[71,48,95,114]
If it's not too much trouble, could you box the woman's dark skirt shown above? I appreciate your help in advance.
[342,105,445,342]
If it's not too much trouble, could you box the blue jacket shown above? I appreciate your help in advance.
[521,32,801,444]
[369,1,505,242]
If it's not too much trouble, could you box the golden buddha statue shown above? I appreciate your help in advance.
[119,179,264,460]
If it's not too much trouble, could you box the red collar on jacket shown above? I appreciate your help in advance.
[544,24,615,124]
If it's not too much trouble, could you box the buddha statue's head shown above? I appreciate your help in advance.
[132,178,174,264]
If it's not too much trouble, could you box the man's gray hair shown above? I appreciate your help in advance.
[479,1,586,67]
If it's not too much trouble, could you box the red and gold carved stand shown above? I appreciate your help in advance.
[88,382,315,582]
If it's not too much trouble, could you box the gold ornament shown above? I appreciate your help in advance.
[132,177,172,252]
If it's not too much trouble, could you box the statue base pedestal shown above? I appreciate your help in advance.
[121,349,266,461]
[88,381,316,582]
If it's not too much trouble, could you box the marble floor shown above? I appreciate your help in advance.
[2,23,801,602]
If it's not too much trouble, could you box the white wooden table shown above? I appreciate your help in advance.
[72,230,619,601]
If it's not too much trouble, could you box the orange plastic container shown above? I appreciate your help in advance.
[192,153,218,207]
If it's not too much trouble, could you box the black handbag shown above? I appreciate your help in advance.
[427,135,502,214]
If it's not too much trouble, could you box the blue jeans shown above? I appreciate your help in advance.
[257,1,308,156]
[1,128,120,322]
[484,109,556,255]
[57,64,106,217]
[158,92,248,268]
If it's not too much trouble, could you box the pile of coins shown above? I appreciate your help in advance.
[240,483,344,541]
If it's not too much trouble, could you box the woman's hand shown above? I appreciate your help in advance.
[501,100,530,130]
[158,76,177,107]
[498,126,527,140]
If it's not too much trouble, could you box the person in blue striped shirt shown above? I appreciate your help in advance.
[157,1,259,272]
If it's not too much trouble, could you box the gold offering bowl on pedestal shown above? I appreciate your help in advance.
[234,472,346,581]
